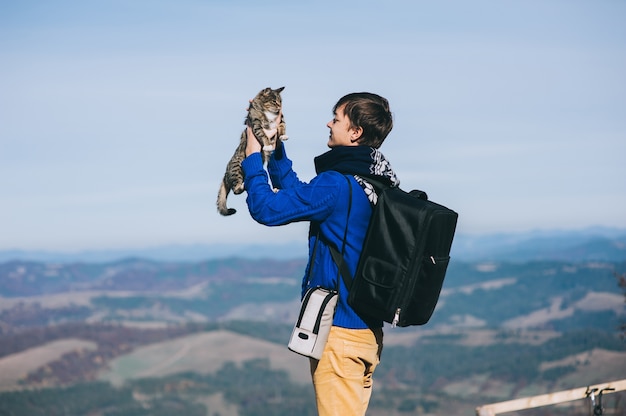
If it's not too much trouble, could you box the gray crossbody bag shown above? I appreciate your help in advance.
[288,177,352,359]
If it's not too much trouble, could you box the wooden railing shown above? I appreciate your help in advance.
[476,379,626,416]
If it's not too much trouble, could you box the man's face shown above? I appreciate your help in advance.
[326,105,359,148]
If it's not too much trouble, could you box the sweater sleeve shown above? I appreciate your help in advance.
[242,152,341,226]
[267,143,302,190]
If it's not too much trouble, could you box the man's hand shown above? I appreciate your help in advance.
[246,109,283,156]
[245,126,262,156]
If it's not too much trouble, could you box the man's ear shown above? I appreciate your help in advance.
[350,126,363,143]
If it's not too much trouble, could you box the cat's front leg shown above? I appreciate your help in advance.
[260,127,278,152]
[278,122,288,142]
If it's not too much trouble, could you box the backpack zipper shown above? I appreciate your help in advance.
[391,308,401,328]
[393,257,435,327]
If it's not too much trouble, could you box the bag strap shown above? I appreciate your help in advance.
[360,176,389,195]
[365,176,428,201]
[303,224,321,288]
[305,174,353,294]
[329,243,353,291]
[328,175,355,292]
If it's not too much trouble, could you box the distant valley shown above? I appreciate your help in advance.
[0,229,625,415]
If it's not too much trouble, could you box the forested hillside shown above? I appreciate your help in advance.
[0,238,624,415]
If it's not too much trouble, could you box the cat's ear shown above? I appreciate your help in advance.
[275,86,285,93]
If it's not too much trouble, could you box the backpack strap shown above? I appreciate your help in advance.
[360,176,389,195]
[366,176,428,200]
[328,175,355,292]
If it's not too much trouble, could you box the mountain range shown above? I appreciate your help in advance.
[1,226,625,264]
[0,226,624,415]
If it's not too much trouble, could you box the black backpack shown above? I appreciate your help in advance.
[330,177,458,327]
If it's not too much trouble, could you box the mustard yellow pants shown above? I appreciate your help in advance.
[309,326,384,416]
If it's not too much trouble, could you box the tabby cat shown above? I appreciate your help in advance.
[217,86,287,216]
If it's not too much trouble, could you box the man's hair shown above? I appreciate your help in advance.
[333,92,393,148]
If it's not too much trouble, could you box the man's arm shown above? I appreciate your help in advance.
[245,120,301,190]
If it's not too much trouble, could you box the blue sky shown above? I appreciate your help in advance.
[1,0,625,252]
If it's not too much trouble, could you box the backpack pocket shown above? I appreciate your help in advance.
[349,256,403,321]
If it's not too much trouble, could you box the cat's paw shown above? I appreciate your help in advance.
[279,135,289,141]
[233,184,245,195]
[262,145,275,152]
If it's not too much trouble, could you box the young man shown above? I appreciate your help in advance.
[242,92,399,416]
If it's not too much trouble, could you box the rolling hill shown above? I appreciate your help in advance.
[0,230,624,415]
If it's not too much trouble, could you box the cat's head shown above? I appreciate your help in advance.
[253,86,285,113]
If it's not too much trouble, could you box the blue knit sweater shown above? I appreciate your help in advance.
[242,144,383,329]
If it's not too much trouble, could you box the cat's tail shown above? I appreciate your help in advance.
[217,178,237,216]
